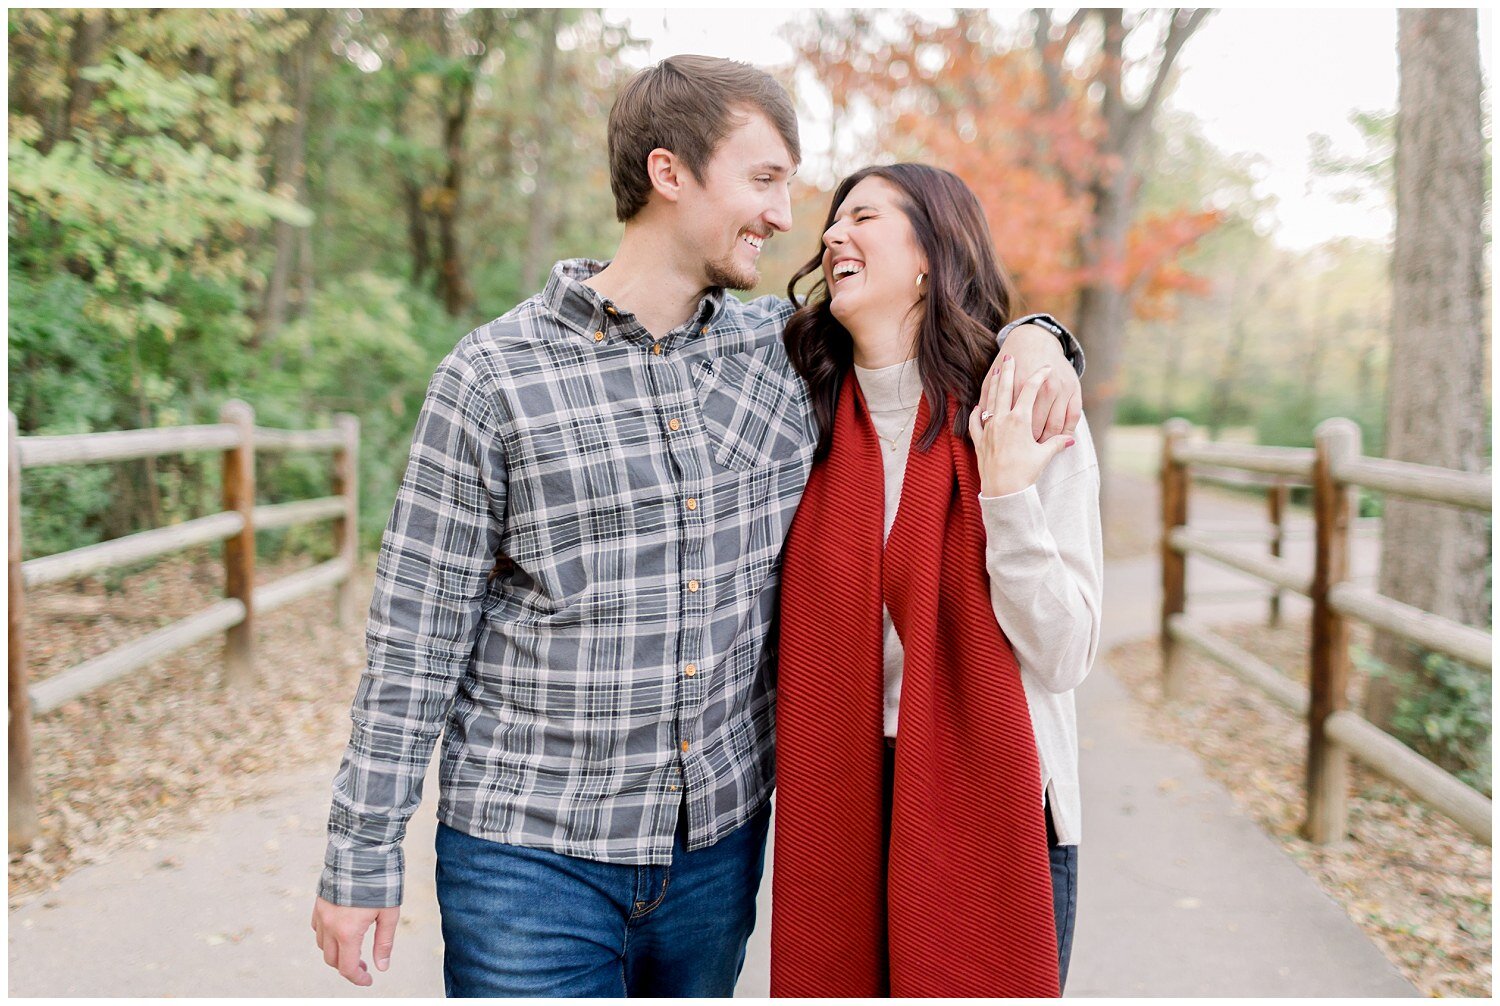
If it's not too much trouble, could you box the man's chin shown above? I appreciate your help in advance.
[705,258,759,292]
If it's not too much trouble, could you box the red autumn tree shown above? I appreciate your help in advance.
[787,8,1218,466]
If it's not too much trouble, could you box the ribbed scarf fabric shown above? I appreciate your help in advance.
[770,373,1060,998]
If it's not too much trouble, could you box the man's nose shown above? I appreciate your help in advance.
[765,185,793,232]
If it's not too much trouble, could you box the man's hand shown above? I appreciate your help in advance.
[992,323,1082,441]
[312,896,400,987]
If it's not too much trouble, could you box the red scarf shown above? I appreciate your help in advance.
[770,373,1059,997]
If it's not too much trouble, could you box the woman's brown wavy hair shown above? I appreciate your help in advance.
[784,163,1017,460]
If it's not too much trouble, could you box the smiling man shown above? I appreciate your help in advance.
[311,55,1085,997]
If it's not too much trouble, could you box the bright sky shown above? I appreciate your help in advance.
[601,7,1493,251]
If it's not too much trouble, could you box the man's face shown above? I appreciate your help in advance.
[677,111,796,290]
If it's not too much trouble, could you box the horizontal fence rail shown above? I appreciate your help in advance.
[1159,417,1492,847]
[7,402,361,851]
[16,424,242,469]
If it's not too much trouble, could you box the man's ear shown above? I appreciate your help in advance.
[646,148,684,205]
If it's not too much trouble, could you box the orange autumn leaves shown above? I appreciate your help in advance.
[790,11,1220,320]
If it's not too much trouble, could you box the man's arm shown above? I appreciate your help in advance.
[995,313,1085,441]
[314,348,508,985]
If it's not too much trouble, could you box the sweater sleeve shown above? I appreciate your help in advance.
[978,415,1103,694]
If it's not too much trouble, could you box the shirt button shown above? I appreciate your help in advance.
[593,330,605,342]
[652,343,663,355]
[700,325,709,335]
[680,740,690,752]
[668,784,679,792]
[668,417,681,432]
[687,579,700,593]
[605,306,618,316]
[685,498,697,511]
[685,663,697,676]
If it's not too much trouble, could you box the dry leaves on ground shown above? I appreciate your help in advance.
[8,547,374,909]
[1106,620,1492,998]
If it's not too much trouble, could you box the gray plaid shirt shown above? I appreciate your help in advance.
[320,258,1082,907]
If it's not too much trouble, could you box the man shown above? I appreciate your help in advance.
[312,55,1084,996]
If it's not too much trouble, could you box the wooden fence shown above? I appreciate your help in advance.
[7,402,360,851]
[1159,417,1492,847]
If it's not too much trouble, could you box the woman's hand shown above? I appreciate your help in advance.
[968,356,1075,498]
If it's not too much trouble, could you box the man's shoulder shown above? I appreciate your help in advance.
[715,294,796,354]
[445,295,560,369]
[733,293,797,328]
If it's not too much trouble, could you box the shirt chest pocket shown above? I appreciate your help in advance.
[692,346,810,473]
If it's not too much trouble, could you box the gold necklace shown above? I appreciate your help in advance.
[880,407,917,452]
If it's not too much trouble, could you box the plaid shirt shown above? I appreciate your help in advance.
[320,258,1082,907]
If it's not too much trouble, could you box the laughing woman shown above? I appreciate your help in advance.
[769,164,1103,997]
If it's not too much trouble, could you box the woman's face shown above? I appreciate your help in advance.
[821,176,927,333]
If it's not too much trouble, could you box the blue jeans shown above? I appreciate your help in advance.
[1045,794,1078,992]
[434,804,771,997]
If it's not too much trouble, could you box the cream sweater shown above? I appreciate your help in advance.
[853,358,1103,846]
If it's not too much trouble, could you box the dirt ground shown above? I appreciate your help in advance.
[9,545,374,909]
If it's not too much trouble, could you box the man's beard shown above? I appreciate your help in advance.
[704,249,758,291]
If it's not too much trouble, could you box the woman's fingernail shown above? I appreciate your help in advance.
[1002,354,1012,363]
[1066,439,1076,447]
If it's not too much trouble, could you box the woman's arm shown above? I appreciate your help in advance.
[979,416,1103,694]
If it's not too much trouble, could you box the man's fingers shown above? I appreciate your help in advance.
[1041,388,1069,442]
[338,931,373,987]
[321,927,339,971]
[373,908,399,972]
[1063,389,1082,437]
[1015,366,1050,429]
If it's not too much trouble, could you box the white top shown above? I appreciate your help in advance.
[852,357,1103,846]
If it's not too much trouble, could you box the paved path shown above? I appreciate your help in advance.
[8,499,1414,997]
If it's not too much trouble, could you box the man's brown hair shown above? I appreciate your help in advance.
[607,55,800,222]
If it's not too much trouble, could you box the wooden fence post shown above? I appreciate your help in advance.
[1267,479,1289,626]
[220,401,256,688]
[333,413,360,628]
[9,411,38,851]
[1161,418,1192,700]
[1304,418,1361,844]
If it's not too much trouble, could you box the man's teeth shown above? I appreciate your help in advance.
[742,232,765,250]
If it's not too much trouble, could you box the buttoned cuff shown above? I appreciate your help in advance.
[319,844,404,909]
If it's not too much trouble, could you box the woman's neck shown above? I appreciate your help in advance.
[845,313,920,370]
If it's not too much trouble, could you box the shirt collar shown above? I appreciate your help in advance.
[541,258,730,343]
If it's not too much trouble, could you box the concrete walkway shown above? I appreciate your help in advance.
[8,507,1415,997]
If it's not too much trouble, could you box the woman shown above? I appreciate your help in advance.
[769,164,1102,997]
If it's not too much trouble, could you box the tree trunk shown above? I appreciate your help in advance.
[259,11,322,342]
[520,9,564,292]
[1367,9,1489,730]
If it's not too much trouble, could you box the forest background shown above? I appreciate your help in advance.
[7,9,1491,780]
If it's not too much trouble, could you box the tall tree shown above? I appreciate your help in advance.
[1366,10,1490,729]
[1032,8,1211,467]
[520,8,565,291]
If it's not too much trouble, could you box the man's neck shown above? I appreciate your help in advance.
[583,226,714,339]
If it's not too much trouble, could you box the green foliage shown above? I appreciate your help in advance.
[1357,647,1494,798]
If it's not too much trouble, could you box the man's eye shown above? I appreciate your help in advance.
[756,176,773,184]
